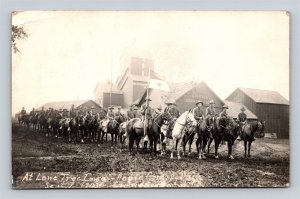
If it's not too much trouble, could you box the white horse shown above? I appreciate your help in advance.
[170,111,196,159]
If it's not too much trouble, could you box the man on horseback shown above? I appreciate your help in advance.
[40,106,45,115]
[219,104,230,144]
[62,109,69,117]
[237,106,248,141]
[206,100,217,139]
[153,105,162,118]
[115,107,123,117]
[101,106,115,133]
[192,100,204,133]
[165,101,180,119]
[141,98,152,142]
[127,104,135,120]
[69,104,77,118]
[29,108,35,116]
[20,107,27,116]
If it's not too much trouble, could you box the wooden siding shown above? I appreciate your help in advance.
[121,77,133,107]
[256,103,289,138]
[176,84,224,114]
[103,93,123,108]
[133,82,147,102]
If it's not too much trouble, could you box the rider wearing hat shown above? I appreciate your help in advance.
[165,100,180,119]
[237,106,247,140]
[219,104,229,119]
[20,107,27,116]
[219,104,229,144]
[127,104,136,120]
[115,107,124,121]
[100,106,115,133]
[192,100,205,132]
[206,100,217,139]
[141,98,152,142]
[107,106,115,119]
[69,104,77,118]
[193,100,204,121]
[29,107,36,116]
[153,105,163,117]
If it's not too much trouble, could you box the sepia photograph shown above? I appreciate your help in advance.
[11,11,290,189]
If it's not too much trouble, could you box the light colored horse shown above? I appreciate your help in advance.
[170,111,196,159]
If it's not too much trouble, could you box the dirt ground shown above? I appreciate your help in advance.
[11,123,289,189]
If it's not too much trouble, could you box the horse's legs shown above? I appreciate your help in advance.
[244,140,247,157]
[136,137,141,154]
[149,139,153,154]
[198,139,203,159]
[207,138,213,154]
[248,141,252,157]
[153,138,158,155]
[182,139,186,157]
[228,141,234,159]
[111,133,114,146]
[170,139,177,159]
[202,137,208,159]
[177,138,183,160]
[214,139,220,159]
[115,133,118,146]
[188,135,194,156]
[196,138,200,155]
[129,136,134,155]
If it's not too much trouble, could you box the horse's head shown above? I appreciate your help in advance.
[186,111,195,124]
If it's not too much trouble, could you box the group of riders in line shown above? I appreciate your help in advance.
[17,98,265,159]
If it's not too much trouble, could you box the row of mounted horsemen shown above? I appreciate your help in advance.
[17,99,265,160]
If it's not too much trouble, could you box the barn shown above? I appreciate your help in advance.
[137,81,225,114]
[226,87,289,138]
[37,99,104,113]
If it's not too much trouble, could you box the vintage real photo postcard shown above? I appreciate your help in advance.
[12,11,290,189]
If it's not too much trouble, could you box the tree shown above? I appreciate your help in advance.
[12,25,28,53]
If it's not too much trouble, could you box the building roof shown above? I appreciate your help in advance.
[165,81,196,102]
[238,87,289,105]
[37,99,92,110]
[165,81,224,105]
[94,81,123,94]
[224,100,258,119]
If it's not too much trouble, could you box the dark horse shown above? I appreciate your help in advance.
[149,112,171,155]
[241,120,265,157]
[126,118,145,155]
[207,117,239,159]
[18,114,30,128]
[100,118,120,146]
[195,118,210,159]
[29,113,39,131]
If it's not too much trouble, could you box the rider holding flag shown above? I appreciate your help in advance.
[141,98,152,142]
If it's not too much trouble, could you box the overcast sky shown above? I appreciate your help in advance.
[12,11,289,114]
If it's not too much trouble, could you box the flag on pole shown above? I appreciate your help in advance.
[149,78,170,92]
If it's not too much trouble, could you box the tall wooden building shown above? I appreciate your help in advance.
[226,87,289,138]
[94,49,163,108]
[115,49,162,107]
